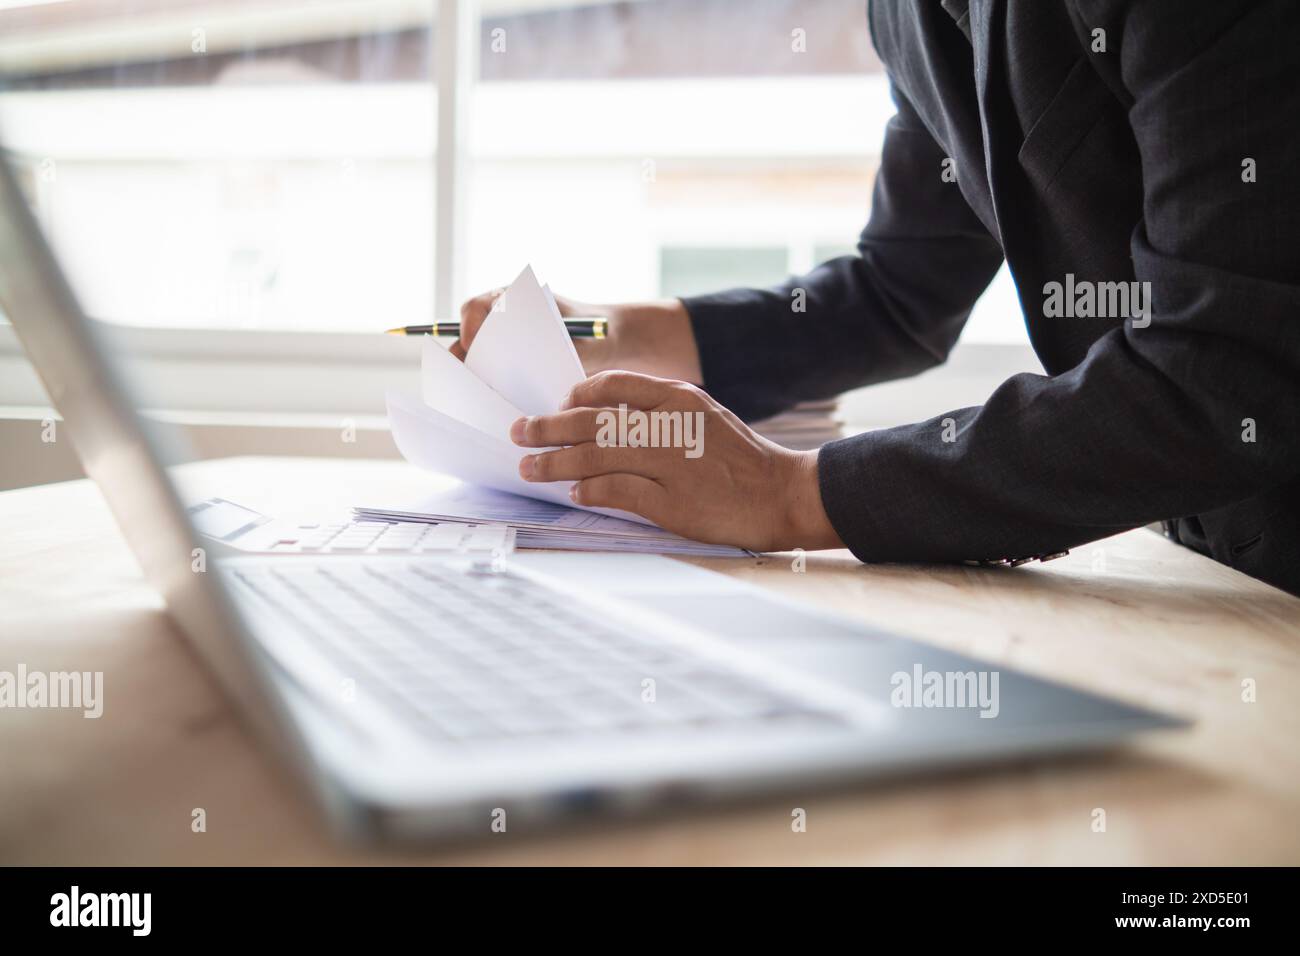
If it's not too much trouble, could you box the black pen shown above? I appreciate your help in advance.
[384,318,607,339]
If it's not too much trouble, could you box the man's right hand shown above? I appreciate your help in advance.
[451,287,704,385]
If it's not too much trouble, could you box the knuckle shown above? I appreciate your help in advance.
[587,369,619,393]
[529,452,552,481]
[560,411,583,445]
[523,416,544,444]
[672,381,704,405]
[565,381,596,408]
[602,369,634,388]
[578,442,600,472]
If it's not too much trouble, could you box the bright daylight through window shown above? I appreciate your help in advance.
[0,0,1021,339]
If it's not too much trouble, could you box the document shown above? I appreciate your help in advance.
[420,335,524,441]
[386,389,586,512]
[462,265,585,416]
[385,264,646,524]
[361,483,696,540]
[381,264,751,556]
[355,483,750,558]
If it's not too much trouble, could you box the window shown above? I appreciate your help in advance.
[1,0,888,332]
[0,0,1035,420]
[465,0,885,306]
[659,247,789,299]
[0,0,438,332]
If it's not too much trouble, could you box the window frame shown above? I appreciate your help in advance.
[0,0,472,413]
[0,0,1036,422]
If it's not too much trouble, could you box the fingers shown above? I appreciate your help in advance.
[519,442,661,482]
[510,408,605,447]
[562,369,683,411]
[570,474,669,522]
[451,287,504,358]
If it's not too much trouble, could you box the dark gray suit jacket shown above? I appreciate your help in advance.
[681,0,1300,595]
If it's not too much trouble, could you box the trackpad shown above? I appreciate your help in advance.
[625,593,901,695]
[643,594,886,642]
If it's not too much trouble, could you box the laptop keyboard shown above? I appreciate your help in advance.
[228,559,835,744]
[270,520,513,555]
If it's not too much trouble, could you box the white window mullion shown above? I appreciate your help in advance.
[433,0,477,320]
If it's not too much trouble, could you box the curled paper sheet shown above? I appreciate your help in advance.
[386,264,653,526]
[464,265,586,415]
[386,390,653,526]
[420,335,524,442]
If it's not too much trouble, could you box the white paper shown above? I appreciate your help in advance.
[386,389,654,526]
[464,264,585,415]
[510,532,747,557]
[420,337,524,442]
[541,282,560,317]
[361,482,687,539]
[381,263,717,542]
[355,482,751,557]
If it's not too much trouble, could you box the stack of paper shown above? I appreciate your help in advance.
[355,483,751,557]
[751,400,844,450]
[380,265,751,558]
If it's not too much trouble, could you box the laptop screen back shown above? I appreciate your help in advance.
[0,146,300,757]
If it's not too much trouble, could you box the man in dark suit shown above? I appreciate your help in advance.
[457,1,1300,595]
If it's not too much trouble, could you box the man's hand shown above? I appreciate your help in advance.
[452,288,704,383]
[510,370,843,552]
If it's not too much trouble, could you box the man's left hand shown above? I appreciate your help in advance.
[510,371,843,552]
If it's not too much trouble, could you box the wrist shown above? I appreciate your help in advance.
[776,449,844,552]
[597,300,703,384]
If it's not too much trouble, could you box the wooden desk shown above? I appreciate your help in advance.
[2,456,1297,865]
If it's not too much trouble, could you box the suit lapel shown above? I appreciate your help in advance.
[967,0,1015,250]
[972,0,1040,274]
[940,0,973,42]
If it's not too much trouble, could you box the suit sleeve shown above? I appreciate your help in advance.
[681,83,1004,422]
[816,0,1300,564]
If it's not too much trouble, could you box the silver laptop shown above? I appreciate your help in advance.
[0,145,1186,843]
